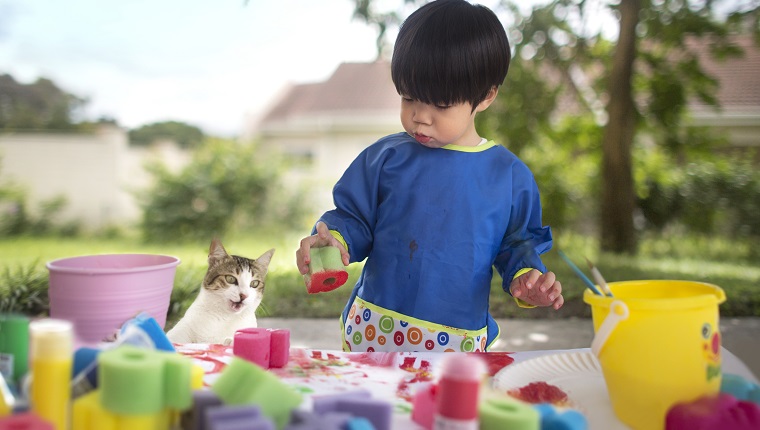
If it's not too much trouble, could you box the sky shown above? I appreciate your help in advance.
[0,0,384,136]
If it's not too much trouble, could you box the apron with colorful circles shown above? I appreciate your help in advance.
[341,296,489,352]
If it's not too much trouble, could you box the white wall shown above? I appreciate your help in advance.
[0,126,189,230]
[257,111,401,216]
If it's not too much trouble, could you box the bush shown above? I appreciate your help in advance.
[0,177,80,237]
[139,138,307,243]
[637,155,760,239]
[0,263,49,316]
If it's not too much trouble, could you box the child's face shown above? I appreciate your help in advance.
[399,92,495,148]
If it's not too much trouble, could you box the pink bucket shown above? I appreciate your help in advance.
[46,254,180,344]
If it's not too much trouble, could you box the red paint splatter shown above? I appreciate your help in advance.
[508,381,568,405]
[347,352,397,367]
[467,352,515,376]
[396,358,434,401]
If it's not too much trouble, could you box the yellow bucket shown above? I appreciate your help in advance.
[584,280,726,430]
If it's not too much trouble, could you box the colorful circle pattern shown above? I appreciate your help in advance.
[342,302,488,352]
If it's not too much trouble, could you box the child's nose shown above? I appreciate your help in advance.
[412,103,432,124]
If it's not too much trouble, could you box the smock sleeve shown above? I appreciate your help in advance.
[313,145,385,263]
[493,165,553,293]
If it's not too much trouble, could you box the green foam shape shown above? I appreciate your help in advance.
[99,345,164,415]
[309,246,344,271]
[212,357,302,429]
[479,396,540,430]
[162,352,193,410]
[99,345,194,415]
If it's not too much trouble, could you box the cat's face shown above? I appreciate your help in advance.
[203,239,275,314]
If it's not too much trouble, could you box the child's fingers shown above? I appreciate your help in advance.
[523,269,541,289]
[537,271,556,292]
[315,221,330,239]
[511,284,522,298]
[552,293,565,310]
[295,242,311,274]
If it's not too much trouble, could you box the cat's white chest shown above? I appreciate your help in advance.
[166,288,258,344]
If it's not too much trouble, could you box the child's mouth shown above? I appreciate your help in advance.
[414,133,432,144]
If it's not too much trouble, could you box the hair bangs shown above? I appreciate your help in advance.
[391,0,511,108]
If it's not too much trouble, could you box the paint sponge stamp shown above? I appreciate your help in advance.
[305,246,348,294]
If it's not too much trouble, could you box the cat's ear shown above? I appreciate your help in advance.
[208,238,228,265]
[255,248,275,269]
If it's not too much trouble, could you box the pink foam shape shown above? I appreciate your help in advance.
[233,328,271,368]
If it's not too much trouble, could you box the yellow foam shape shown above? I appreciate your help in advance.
[73,390,172,430]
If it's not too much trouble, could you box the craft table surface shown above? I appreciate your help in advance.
[175,344,758,430]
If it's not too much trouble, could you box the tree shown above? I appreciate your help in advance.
[600,0,640,253]
[0,74,87,131]
[352,0,760,254]
[128,121,205,149]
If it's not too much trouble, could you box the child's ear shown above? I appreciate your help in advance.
[475,86,499,113]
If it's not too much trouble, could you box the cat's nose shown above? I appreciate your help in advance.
[239,293,248,302]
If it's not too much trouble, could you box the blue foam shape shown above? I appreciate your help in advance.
[72,347,100,386]
[334,398,391,430]
[122,312,175,352]
[535,403,588,430]
[722,373,760,405]
[345,417,376,430]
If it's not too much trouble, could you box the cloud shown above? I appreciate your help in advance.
[0,0,379,135]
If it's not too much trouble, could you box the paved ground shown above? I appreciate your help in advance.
[259,316,760,379]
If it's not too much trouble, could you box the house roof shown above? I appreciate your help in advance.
[687,35,760,111]
[258,61,399,125]
[257,36,758,128]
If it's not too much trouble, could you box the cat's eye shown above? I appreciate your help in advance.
[251,280,261,288]
[224,275,237,284]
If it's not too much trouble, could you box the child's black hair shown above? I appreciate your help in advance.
[391,0,511,110]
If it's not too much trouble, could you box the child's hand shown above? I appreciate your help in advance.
[509,269,564,310]
[296,221,350,275]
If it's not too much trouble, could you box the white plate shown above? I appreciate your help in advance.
[492,351,628,430]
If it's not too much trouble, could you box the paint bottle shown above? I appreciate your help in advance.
[433,354,485,430]
[30,318,73,430]
[0,313,30,387]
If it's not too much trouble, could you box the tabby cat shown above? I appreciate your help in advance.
[166,239,275,345]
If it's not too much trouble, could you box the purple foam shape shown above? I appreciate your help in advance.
[666,393,760,430]
[206,404,274,430]
[312,390,372,414]
[335,398,392,430]
[182,390,223,430]
[285,410,353,429]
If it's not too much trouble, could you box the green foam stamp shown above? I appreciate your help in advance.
[212,357,302,429]
[98,345,193,415]
[478,396,540,430]
[305,246,348,294]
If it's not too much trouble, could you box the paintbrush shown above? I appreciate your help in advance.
[585,257,614,297]
[558,250,602,296]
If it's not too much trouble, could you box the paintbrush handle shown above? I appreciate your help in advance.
[590,266,614,297]
[558,251,602,296]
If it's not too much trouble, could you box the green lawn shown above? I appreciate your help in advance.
[1,231,758,326]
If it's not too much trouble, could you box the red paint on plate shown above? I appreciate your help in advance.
[508,381,569,405]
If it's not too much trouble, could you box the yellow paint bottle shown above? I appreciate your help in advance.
[30,319,73,430]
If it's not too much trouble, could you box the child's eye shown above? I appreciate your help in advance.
[251,280,261,288]
[401,97,414,102]
[435,104,451,110]
[225,275,237,284]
